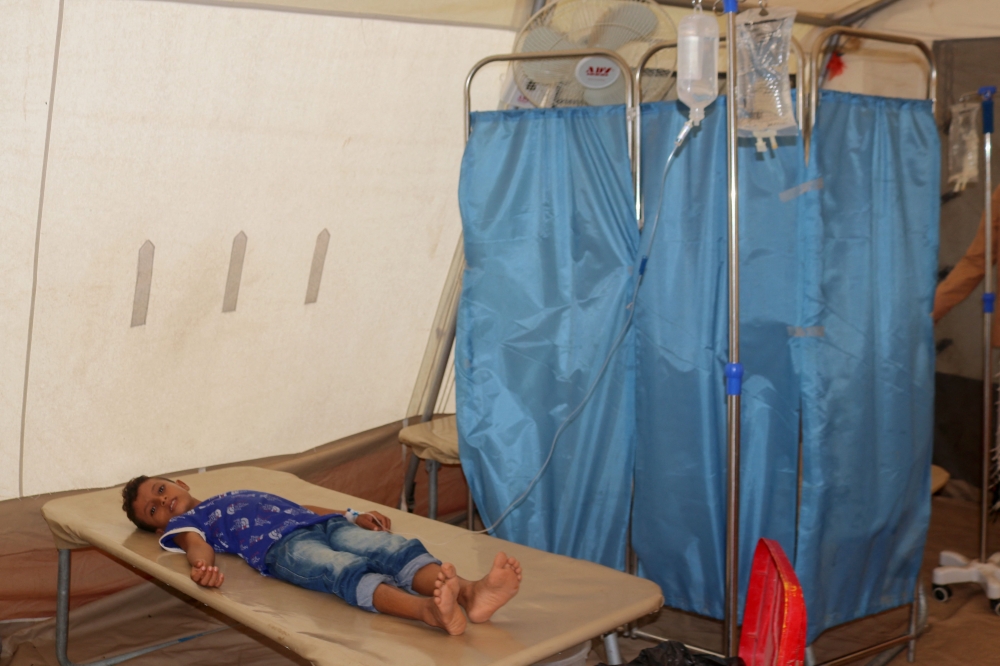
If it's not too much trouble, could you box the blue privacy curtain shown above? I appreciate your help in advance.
[454,92,938,641]
[454,106,638,569]
[796,91,939,641]
[631,97,810,620]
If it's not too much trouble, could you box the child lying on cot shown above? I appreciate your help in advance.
[121,476,521,635]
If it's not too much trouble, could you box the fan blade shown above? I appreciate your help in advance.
[523,25,572,52]
[589,3,658,52]
[519,26,578,86]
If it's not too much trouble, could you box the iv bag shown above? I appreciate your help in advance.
[948,102,980,192]
[676,9,719,126]
[735,7,797,151]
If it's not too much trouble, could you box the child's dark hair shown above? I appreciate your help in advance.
[122,475,159,532]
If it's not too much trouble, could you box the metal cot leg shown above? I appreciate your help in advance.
[906,586,918,663]
[603,632,623,665]
[56,549,72,666]
[56,549,226,666]
[427,459,440,520]
[466,487,475,530]
[403,452,420,513]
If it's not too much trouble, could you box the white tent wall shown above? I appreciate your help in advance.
[0,1,61,505]
[0,0,514,500]
[813,0,1000,99]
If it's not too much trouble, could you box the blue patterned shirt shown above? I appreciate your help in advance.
[159,490,329,574]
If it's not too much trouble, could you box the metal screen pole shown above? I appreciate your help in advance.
[722,0,743,658]
[981,86,996,564]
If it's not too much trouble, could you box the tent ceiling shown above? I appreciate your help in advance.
[171,0,535,29]
[654,0,905,26]
[172,0,1000,40]
[178,0,902,30]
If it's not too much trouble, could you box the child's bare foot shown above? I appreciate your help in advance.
[463,552,522,623]
[424,563,466,635]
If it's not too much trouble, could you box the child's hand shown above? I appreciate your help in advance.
[356,511,391,532]
[190,560,225,588]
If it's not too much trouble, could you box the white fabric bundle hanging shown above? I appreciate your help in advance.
[948,101,981,192]
[735,5,798,152]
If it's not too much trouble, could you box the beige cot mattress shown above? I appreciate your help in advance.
[41,466,663,666]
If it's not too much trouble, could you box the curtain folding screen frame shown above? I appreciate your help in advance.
[802,27,937,666]
[404,25,939,666]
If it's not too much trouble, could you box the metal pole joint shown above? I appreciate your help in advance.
[725,363,744,396]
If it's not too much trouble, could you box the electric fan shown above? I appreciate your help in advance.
[511,0,677,108]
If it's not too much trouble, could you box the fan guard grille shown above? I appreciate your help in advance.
[511,0,677,108]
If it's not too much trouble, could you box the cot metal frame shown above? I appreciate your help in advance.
[54,549,226,666]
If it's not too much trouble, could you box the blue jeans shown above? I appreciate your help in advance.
[264,516,439,612]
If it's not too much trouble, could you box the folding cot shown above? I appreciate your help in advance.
[41,466,663,666]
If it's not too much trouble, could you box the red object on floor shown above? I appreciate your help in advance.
[738,539,807,666]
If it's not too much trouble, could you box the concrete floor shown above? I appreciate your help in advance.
[584,495,1000,666]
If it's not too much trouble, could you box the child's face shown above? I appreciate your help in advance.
[133,478,198,532]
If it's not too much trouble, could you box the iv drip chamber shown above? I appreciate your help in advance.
[676,10,719,125]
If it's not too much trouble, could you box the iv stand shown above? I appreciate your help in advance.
[722,0,744,657]
[931,85,1000,615]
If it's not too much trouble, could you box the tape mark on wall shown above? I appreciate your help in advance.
[131,241,155,327]
[223,232,247,313]
[306,229,330,304]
